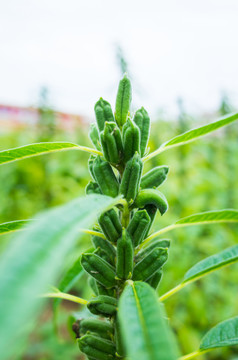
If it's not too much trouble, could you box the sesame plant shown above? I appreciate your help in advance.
[0,75,238,360]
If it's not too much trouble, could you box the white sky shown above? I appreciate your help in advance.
[0,0,238,119]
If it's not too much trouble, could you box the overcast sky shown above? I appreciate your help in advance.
[0,0,237,119]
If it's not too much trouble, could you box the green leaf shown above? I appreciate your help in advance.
[0,142,102,165]
[176,209,238,226]
[144,210,238,245]
[0,220,30,235]
[118,281,179,360]
[53,248,94,331]
[184,245,238,282]
[160,245,238,302]
[143,112,238,161]
[0,194,119,360]
[200,316,238,350]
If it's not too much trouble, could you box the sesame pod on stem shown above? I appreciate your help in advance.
[86,181,102,195]
[140,165,169,189]
[132,247,168,281]
[94,248,115,267]
[116,229,134,280]
[78,334,116,360]
[94,98,115,132]
[122,118,140,163]
[127,209,150,247]
[79,318,114,340]
[146,269,163,289]
[134,189,168,216]
[119,153,143,202]
[98,209,122,243]
[96,281,116,297]
[92,235,116,265]
[89,123,101,151]
[115,314,126,357]
[87,295,118,317]
[88,277,99,296]
[136,239,170,262]
[81,253,116,288]
[93,156,119,197]
[88,155,96,180]
[144,204,157,236]
[115,74,132,128]
[133,107,151,156]
[100,121,123,165]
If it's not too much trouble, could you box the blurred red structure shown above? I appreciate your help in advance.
[0,104,87,131]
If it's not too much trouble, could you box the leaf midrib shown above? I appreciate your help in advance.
[132,282,155,359]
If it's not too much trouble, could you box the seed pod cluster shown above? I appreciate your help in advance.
[100,122,123,165]
[76,75,171,360]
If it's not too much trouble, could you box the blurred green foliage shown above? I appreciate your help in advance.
[0,98,237,359]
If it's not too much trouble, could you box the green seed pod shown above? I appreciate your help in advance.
[134,189,168,215]
[132,247,168,281]
[98,209,122,243]
[87,295,118,317]
[100,122,123,165]
[81,253,116,288]
[92,235,116,265]
[86,181,102,195]
[119,153,143,202]
[93,156,119,197]
[115,74,132,128]
[94,248,115,267]
[89,123,101,151]
[122,118,140,162]
[136,239,170,262]
[133,107,150,157]
[140,166,169,189]
[127,210,150,247]
[146,270,163,289]
[116,229,134,280]
[96,281,116,297]
[79,318,114,340]
[88,277,99,296]
[144,204,157,236]
[115,315,126,357]
[78,334,116,360]
[88,155,96,180]
[94,98,115,132]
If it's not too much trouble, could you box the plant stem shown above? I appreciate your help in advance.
[142,146,165,162]
[41,291,88,305]
[75,145,103,156]
[137,224,175,251]
[81,229,106,239]
[179,349,210,359]
[159,282,187,301]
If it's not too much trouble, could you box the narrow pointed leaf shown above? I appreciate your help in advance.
[118,281,179,360]
[160,245,238,302]
[176,209,238,226]
[200,317,238,350]
[0,220,30,235]
[184,245,238,282]
[144,210,238,245]
[143,112,238,161]
[0,194,119,360]
[0,142,102,165]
